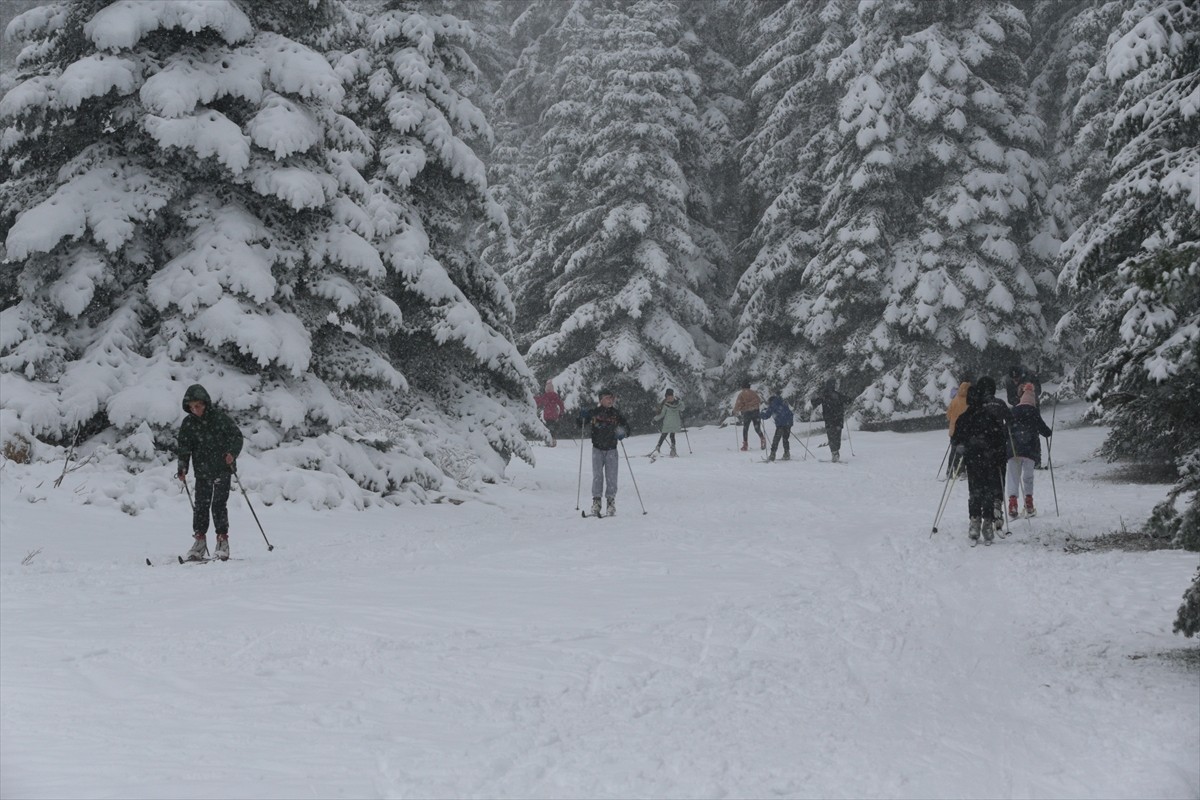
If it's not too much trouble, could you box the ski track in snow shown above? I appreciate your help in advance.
[1,402,1197,799]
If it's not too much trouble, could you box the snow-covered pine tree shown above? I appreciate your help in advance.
[1027,0,1127,389]
[806,0,1055,417]
[328,1,543,470]
[515,0,724,423]
[726,0,850,396]
[493,0,585,355]
[1057,0,1199,549]
[675,0,747,386]
[0,0,529,507]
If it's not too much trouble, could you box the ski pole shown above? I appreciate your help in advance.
[683,428,692,454]
[181,476,195,511]
[619,441,648,515]
[1049,394,1059,516]
[936,440,950,479]
[997,464,1012,537]
[845,418,856,456]
[789,430,818,460]
[576,417,586,510]
[231,467,273,551]
[805,419,813,461]
[931,458,962,536]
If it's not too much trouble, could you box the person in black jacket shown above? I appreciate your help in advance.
[951,377,1008,544]
[176,384,243,561]
[1005,382,1053,517]
[579,388,630,517]
[979,376,1015,522]
[1005,365,1042,407]
[810,379,847,462]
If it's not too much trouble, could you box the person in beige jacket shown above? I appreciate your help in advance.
[732,381,766,451]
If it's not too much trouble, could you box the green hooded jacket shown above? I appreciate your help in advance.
[176,384,243,479]
[654,398,685,434]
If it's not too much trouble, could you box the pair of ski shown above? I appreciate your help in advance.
[581,510,615,519]
[144,556,240,566]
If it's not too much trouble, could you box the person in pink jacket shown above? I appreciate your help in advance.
[534,379,566,447]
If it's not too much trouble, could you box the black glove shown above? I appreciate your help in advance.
[616,426,627,441]
[954,445,966,457]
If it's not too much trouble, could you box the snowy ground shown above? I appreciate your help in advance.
[1,400,1197,799]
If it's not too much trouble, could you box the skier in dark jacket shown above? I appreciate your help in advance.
[980,376,1015,520]
[810,379,847,462]
[1005,365,1042,407]
[951,377,1008,544]
[579,388,630,517]
[760,390,794,461]
[176,384,243,561]
[1005,383,1053,518]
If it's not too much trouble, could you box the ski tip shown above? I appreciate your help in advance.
[145,558,152,566]
[177,556,185,564]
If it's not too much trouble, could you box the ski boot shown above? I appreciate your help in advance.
[215,533,230,561]
[1008,495,1019,519]
[759,434,767,450]
[1024,495,1036,517]
[766,453,776,462]
[669,446,677,457]
[781,453,791,461]
[831,451,840,463]
[591,497,602,517]
[184,533,208,562]
[968,518,981,544]
[982,519,995,545]
[740,441,748,451]
[606,497,616,517]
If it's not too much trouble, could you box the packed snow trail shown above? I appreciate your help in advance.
[1,404,1196,798]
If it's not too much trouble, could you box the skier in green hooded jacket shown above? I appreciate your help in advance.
[176,384,243,561]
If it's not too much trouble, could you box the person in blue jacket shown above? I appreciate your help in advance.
[760,390,794,462]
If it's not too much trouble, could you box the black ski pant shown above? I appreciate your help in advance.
[825,419,843,455]
[655,432,677,450]
[740,412,763,442]
[965,460,996,521]
[193,474,231,535]
[770,426,791,457]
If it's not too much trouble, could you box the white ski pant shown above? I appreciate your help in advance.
[591,448,619,499]
[1006,456,1035,497]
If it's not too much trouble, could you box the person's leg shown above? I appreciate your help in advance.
[655,432,668,451]
[780,427,791,457]
[193,476,214,535]
[668,433,677,456]
[827,422,842,458]
[210,475,231,534]
[1006,458,1020,516]
[741,413,752,445]
[604,449,619,498]
[591,448,605,499]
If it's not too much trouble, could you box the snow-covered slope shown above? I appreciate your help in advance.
[1,402,1196,798]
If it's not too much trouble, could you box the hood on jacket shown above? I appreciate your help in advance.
[1019,383,1037,405]
[969,376,996,408]
[543,379,555,394]
[182,383,213,412]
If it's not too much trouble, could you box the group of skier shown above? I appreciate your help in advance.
[946,365,1053,545]
[561,380,850,517]
[174,365,1051,554]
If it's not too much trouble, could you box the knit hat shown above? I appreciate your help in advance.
[1019,383,1037,406]
[664,389,674,397]
[598,388,614,399]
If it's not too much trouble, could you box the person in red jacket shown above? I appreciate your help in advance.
[534,379,566,447]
